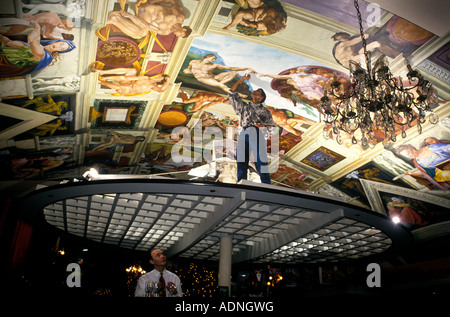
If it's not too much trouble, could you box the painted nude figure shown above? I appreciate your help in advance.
[105,0,192,38]
[178,89,230,112]
[332,32,400,69]
[88,130,146,152]
[223,0,286,36]
[0,13,74,40]
[91,65,170,96]
[260,68,331,101]
[266,106,314,137]
[183,54,254,96]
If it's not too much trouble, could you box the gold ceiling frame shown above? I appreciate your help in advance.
[76,0,223,169]
[141,0,224,130]
[361,178,450,211]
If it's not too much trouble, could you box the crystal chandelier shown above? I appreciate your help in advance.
[319,0,439,148]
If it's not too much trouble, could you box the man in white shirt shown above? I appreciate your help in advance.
[135,249,182,297]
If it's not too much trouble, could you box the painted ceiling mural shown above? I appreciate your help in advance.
[0,0,449,233]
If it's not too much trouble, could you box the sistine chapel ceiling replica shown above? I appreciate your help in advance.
[0,0,449,239]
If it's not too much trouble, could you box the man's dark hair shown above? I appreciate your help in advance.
[256,88,266,103]
[149,249,160,261]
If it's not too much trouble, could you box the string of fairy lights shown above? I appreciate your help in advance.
[174,263,217,297]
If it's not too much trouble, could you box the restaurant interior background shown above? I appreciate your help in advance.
[1,0,450,300]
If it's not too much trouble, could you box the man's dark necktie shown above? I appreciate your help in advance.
[159,272,166,297]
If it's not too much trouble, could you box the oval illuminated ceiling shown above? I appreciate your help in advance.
[16,179,412,264]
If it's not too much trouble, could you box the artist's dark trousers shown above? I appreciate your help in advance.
[236,127,271,184]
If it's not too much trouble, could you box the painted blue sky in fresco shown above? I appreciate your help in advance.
[190,32,330,120]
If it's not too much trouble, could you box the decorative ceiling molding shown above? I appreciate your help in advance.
[0,102,57,142]
[365,0,450,36]
[282,2,358,34]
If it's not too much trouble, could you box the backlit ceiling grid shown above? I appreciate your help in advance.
[43,192,391,263]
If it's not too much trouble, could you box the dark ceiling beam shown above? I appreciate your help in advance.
[232,209,345,263]
[165,191,246,257]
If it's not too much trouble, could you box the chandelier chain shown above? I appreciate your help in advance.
[354,0,371,75]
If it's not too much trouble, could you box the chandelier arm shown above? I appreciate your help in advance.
[384,77,403,91]
[381,101,410,126]
[327,85,357,100]
[321,106,341,123]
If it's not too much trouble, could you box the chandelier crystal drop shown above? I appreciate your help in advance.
[319,0,439,149]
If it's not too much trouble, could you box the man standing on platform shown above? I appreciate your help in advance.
[228,73,276,184]
[135,249,182,297]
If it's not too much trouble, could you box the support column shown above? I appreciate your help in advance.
[218,236,232,296]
